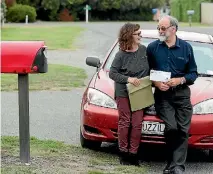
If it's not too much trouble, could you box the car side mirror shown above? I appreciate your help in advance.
[86,56,101,69]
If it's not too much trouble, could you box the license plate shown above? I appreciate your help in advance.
[142,121,165,135]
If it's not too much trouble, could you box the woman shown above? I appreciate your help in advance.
[109,23,150,166]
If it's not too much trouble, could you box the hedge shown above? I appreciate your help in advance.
[7,4,36,22]
[170,0,212,22]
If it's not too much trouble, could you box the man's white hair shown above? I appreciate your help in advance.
[159,15,179,31]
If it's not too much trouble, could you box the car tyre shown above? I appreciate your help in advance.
[80,128,102,150]
[209,150,213,161]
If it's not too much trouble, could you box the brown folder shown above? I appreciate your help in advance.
[127,76,155,112]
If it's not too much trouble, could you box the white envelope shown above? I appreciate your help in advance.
[150,70,171,82]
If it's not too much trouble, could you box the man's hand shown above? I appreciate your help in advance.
[166,78,181,87]
[128,77,141,87]
[153,81,170,91]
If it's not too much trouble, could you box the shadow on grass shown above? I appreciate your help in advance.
[90,142,212,163]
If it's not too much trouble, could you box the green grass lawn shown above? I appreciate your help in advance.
[1,136,147,174]
[178,22,213,27]
[1,64,87,91]
[1,25,85,50]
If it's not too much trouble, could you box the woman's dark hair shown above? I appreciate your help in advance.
[118,23,140,51]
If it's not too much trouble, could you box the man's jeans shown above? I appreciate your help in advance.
[154,86,193,171]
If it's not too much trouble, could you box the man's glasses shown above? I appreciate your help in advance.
[133,31,141,36]
[157,26,172,31]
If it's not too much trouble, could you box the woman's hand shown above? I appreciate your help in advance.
[128,77,141,87]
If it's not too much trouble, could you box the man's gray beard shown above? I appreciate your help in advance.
[159,35,167,41]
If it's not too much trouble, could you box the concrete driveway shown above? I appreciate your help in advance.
[2,22,213,174]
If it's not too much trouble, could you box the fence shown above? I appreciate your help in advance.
[201,2,213,24]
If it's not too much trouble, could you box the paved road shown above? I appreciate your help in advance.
[2,22,213,173]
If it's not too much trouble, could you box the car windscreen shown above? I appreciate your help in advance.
[104,38,213,76]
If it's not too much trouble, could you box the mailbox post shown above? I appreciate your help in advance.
[83,4,91,23]
[1,41,48,164]
[187,10,195,27]
[18,73,30,163]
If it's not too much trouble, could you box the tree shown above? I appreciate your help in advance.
[96,0,121,11]
[67,0,85,5]
[16,0,40,7]
[87,0,166,21]
[89,0,166,11]
[40,0,60,20]
[1,0,7,26]
[120,0,141,11]
[139,0,166,8]
[5,0,16,8]
[41,0,60,11]
[4,0,167,21]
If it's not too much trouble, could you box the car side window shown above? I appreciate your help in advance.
[104,44,119,71]
[188,41,213,74]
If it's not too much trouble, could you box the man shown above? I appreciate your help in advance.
[147,15,198,174]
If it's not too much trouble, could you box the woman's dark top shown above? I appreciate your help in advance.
[109,44,150,98]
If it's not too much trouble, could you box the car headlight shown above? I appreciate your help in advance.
[193,99,213,114]
[87,88,117,109]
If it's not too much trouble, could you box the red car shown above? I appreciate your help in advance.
[80,30,213,160]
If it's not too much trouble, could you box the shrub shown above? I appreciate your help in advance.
[5,0,16,8]
[16,0,40,9]
[7,4,37,22]
[58,8,73,21]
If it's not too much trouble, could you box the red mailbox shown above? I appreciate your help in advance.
[1,41,47,74]
[1,41,48,164]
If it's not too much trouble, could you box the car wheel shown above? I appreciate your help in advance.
[209,150,213,161]
[80,128,102,149]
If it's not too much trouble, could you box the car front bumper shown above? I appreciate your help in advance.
[81,103,213,150]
